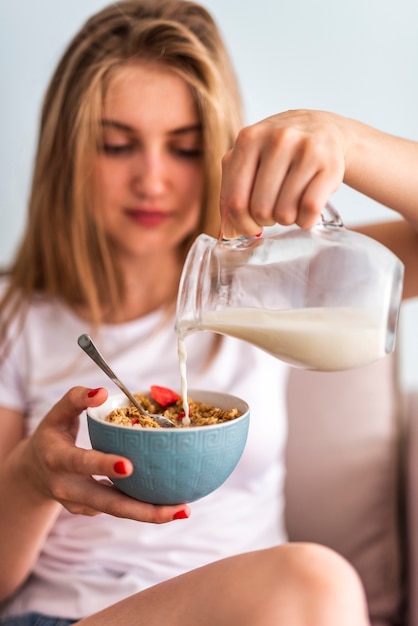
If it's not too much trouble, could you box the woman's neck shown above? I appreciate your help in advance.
[103,250,182,323]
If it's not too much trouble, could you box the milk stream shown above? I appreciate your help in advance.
[177,338,191,425]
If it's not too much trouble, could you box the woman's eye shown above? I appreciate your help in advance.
[101,143,133,155]
[173,147,202,159]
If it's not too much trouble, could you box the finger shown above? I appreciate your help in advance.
[59,475,191,524]
[244,120,313,227]
[220,137,264,238]
[47,445,134,479]
[38,439,192,523]
[39,387,109,445]
[43,386,109,430]
[24,388,110,494]
[297,170,342,228]
[243,119,320,228]
[272,159,321,227]
[249,143,294,228]
[272,141,345,229]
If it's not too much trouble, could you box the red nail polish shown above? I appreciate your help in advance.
[173,509,189,520]
[255,230,263,238]
[113,460,129,475]
[88,388,101,398]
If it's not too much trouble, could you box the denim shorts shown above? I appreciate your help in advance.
[0,614,78,626]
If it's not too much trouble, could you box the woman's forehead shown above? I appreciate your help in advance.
[103,61,199,123]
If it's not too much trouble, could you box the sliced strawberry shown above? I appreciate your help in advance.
[150,385,180,407]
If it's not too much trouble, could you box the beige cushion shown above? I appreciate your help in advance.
[405,392,418,626]
[285,354,404,625]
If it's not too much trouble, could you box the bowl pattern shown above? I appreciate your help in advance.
[87,390,249,505]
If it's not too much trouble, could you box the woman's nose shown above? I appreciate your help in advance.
[131,150,166,196]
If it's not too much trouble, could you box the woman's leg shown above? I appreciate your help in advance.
[76,542,370,626]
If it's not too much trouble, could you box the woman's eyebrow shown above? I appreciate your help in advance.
[100,120,201,135]
[170,124,202,136]
[100,120,133,133]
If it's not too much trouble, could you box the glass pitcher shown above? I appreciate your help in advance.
[175,204,404,371]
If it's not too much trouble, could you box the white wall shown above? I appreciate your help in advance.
[0,0,417,390]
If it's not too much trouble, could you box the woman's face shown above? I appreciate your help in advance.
[94,62,204,262]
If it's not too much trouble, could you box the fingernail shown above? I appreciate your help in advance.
[88,388,101,398]
[172,509,189,520]
[113,460,129,475]
[255,230,263,238]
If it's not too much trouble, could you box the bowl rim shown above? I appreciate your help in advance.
[86,388,249,432]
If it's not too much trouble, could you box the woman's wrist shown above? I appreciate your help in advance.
[7,437,60,509]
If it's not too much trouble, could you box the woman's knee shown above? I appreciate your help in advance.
[276,542,361,586]
[265,542,370,625]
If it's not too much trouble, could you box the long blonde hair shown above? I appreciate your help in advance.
[0,0,242,345]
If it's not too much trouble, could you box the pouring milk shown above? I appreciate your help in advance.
[175,205,404,420]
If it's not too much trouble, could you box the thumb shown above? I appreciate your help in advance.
[43,386,109,432]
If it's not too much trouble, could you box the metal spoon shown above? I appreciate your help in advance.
[77,334,175,428]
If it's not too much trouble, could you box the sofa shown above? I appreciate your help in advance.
[284,350,418,626]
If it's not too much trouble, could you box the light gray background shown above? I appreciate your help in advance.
[0,0,417,389]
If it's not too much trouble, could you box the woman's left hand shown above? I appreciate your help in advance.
[220,109,347,237]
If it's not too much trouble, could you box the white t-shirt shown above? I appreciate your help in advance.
[0,284,289,620]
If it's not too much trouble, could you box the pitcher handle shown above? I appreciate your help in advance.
[320,202,344,228]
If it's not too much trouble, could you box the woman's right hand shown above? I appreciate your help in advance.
[21,386,190,523]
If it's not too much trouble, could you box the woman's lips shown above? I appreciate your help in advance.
[125,208,170,227]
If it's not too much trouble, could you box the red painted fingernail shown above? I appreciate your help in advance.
[172,509,189,520]
[255,230,263,238]
[88,388,101,398]
[113,461,129,475]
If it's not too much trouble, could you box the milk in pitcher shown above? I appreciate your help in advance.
[194,306,386,371]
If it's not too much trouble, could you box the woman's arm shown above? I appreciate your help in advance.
[0,387,190,601]
[356,220,418,300]
[341,116,418,227]
[220,109,418,298]
[0,407,62,598]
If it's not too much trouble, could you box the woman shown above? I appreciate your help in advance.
[2,0,417,624]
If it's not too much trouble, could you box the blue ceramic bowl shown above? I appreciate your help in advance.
[87,389,250,505]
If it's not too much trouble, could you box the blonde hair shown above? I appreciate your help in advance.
[0,0,242,340]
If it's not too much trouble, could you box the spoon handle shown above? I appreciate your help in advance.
[78,334,175,427]
[77,334,141,410]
